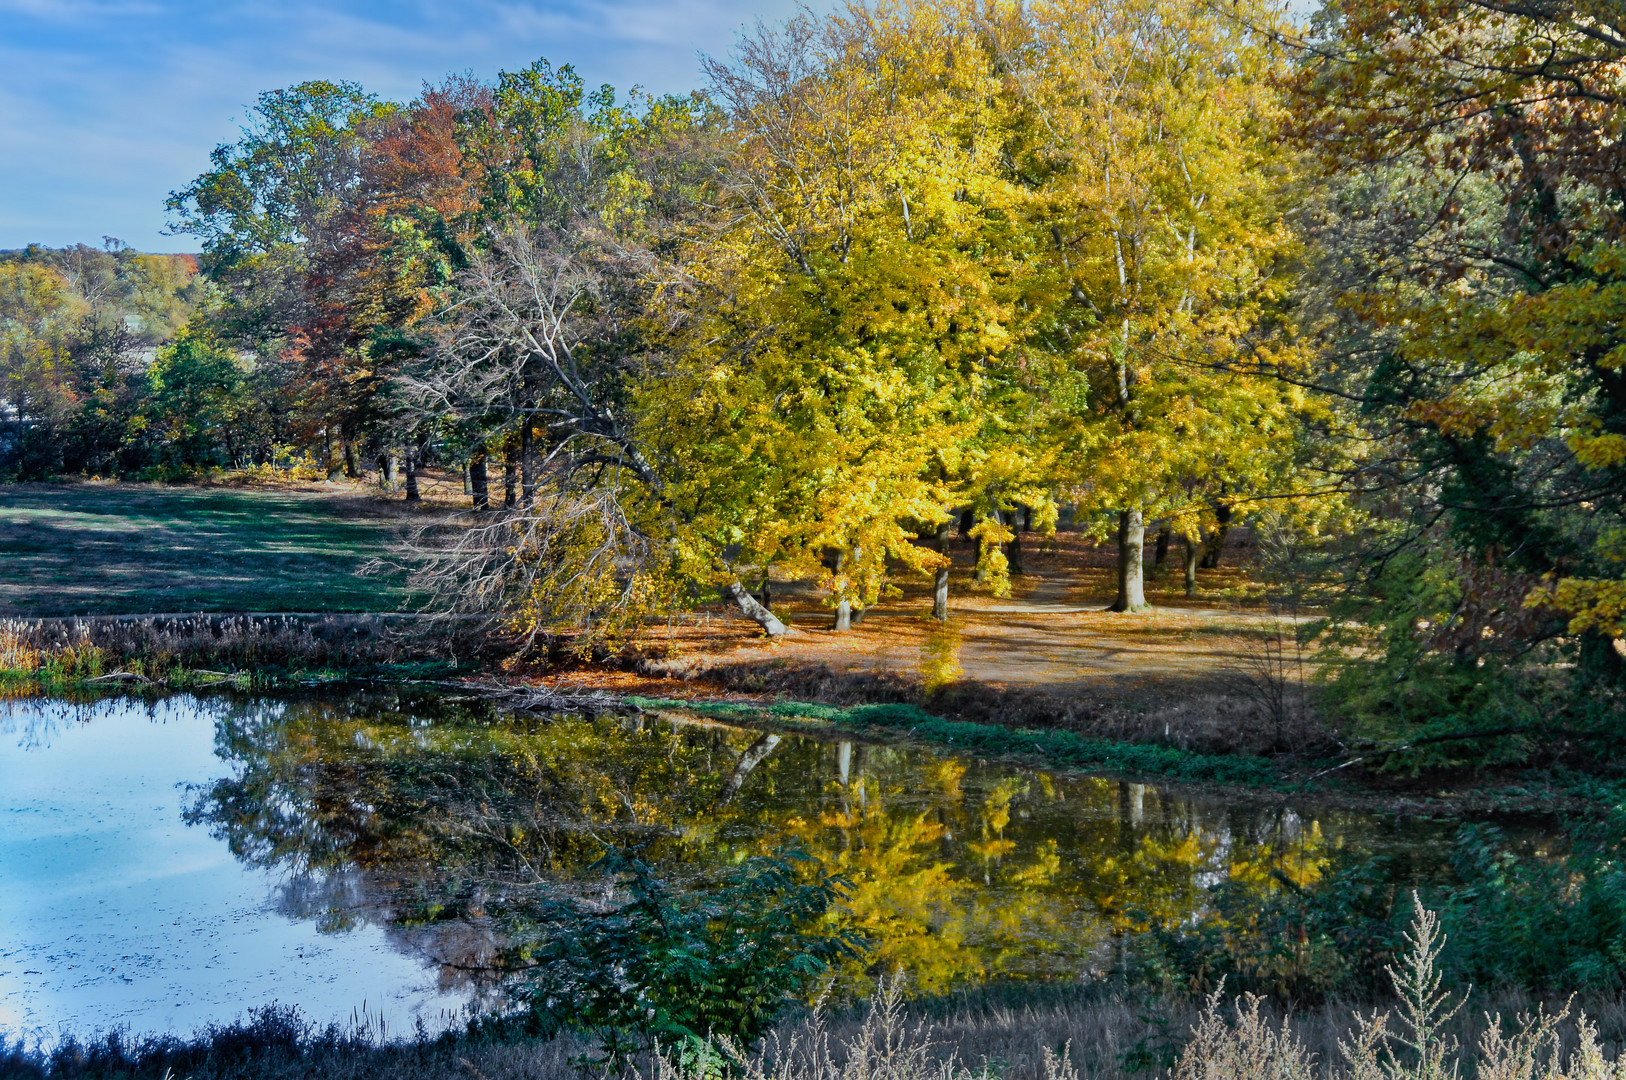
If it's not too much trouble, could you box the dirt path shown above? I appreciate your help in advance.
[561,529,1319,753]
[625,530,1304,711]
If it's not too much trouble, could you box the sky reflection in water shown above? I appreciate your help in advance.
[0,691,1455,1040]
[0,697,468,1042]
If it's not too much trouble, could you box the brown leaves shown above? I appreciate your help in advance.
[1288,0,1626,253]
[1427,553,1564,658]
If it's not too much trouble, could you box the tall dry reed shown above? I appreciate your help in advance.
[653,904,1626,1080]
[0,613,481,678]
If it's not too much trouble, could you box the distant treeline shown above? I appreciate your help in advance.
[0,242,272,478]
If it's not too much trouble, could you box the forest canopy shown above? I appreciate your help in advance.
[3,0,1623,762]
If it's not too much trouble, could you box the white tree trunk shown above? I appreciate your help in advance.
[932,521,951,621]
[1110,509,1149,612]
[723,580,789,636]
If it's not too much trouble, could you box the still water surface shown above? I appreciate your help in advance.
[1,691,1461,1042]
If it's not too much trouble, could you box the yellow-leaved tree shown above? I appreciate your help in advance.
[1007,0,1316,610]
[643,1,1053,629]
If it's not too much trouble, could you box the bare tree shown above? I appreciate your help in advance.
[409,224,657,486]
[402,222,789,646]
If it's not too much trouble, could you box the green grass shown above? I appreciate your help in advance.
[0,482,410,616]
[625,695,1287,787]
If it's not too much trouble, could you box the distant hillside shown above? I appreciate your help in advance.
[0,242,205,345]
[1,242,220,478]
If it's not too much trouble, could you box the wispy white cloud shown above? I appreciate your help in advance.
[0,0,163,21]
[0,0,814,250]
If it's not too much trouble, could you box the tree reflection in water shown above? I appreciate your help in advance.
[185,691,1348,999]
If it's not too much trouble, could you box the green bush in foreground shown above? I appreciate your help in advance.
[509,849,862,1070]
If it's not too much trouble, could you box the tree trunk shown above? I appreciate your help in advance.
[470,450,490,512]
[503,443,518,509]
[342,440,359,479]
[723,580,789,637]
[1200,502,1233,569]
[325,427,343,482]
[973,513,993,584]
[381,452,397,487]
[1109,509,1148,612]
[520,420,536,506]
[753,568,773,612]
[1183,534,1200,597]
[828,548,852,632]
[958,507,974,541]
[972,559,985,584]
[404,447,420,502]
[933,521,951,621]
[1154,523,1172,567]
[717,733,782,804]
[1008,515,1024,577]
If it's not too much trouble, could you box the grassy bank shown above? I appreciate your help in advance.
[0,482,413,617]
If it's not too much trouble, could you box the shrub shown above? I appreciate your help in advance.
[1168,901,1626,1080]
[0,622,41,671]
[512,849,863,1069]
[654,976,1025,1080]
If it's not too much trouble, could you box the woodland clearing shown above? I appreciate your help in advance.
[0,481,1309,752]
[0,479,460,616]
[530,526,1319,754]
[644,529,1288,691]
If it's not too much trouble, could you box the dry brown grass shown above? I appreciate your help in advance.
[12,979,1626,1080]
[0,612,484,678]
[792,984,1626,1080]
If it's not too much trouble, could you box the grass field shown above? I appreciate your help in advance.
[0,482,414,616]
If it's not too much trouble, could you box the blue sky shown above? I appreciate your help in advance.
[0,0,802,252]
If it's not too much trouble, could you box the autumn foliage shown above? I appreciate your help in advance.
[4,0,1625,756]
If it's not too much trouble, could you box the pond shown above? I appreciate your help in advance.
[1,690,1464,1043]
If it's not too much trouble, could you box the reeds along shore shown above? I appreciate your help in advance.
[12,974,1626,1079]
[0,614,482,682]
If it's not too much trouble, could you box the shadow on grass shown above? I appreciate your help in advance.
[0,484,414,616]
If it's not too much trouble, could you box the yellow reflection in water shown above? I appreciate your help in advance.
[191,698,1335,996]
